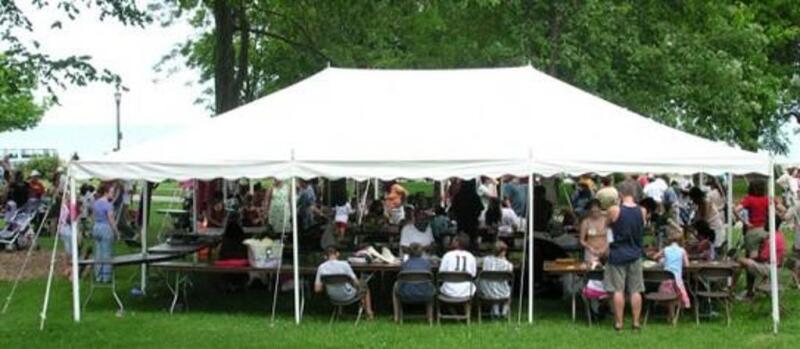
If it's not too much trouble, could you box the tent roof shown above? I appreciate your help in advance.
[71,66,769,181]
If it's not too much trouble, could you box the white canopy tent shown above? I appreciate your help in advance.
[66,66,778,331]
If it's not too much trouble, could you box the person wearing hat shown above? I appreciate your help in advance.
[28,170,46,200]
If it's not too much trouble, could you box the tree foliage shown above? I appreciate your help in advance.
[160,0,800,153]
[0,1,151,133]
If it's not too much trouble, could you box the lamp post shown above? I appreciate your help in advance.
[114,89,122,151]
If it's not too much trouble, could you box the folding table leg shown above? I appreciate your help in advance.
[169,272,183,314]
[111,273,125,315]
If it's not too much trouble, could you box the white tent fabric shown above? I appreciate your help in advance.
[64,65,781,331]
[71,66,768,180]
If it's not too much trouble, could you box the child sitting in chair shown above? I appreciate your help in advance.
[651,228,691,321]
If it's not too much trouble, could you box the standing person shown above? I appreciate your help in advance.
[265,180,290,233]
[27,170,46,201]
[451,179,484,249]
[705,177,727,218]
[580,199,608,267]
[596,177,620,211]
[92,184,121,283]
[689,187,726,250]
[296,179,318,232]
[571,178,594,218]
[8,171,29,207]
[333,199,354,239]
[735,180,769,252]
[383,181,408,225]
[604,181,647,332]
[780,199,800,251]
[643,175,668,204]
[501,176,528,219]
[533,185,553,232]
[477,176,498,212]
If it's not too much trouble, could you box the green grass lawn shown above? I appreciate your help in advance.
[1,181,797,348]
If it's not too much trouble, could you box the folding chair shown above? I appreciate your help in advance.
[475,270,514,324]
[320,274,366,325]
[643,270,681,326]
[581,270,608,326]
[436,272,475,325]
[393,270,435,325]
[692,267,734,326]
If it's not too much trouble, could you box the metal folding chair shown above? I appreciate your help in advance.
[692,267,734,326]
[435,272,475,325]
[581,269,607,326]
[643,270,681,326]
[475,270,514,324]
[393,270,435,325]
[320,274,366,325]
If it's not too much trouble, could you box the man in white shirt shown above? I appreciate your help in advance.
[438,234,477,298]
[643,177,668,203]
[400,208,434,254]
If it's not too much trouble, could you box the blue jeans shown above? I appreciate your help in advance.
[92,223,115,283]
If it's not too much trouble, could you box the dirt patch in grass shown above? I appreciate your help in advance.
[0,249,67,281]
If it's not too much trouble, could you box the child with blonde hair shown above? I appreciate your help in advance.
[651,228,691,321]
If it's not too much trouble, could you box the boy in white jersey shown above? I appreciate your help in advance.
[438,234,477,298]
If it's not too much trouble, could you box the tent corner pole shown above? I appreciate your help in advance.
[291,153,301,325]
[527,174,534,324]
[69,174,81,322]
[140,180,149,294]
[767,159,779,334]
[726,173,734,248]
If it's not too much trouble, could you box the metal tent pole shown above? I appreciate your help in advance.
[767,159,779,334]
[291,150,301,325]
[69,175,81,322]
[140,181,149,293]
[39,216,60,330]
[192,179,198,233]
[527,174,534,323]
[726,173,734,247]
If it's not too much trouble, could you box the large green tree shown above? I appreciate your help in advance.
[161,0,799,153]
[0,0,150,133]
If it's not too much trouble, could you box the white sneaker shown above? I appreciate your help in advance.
[381,247,399,265]
[366,246,391,263]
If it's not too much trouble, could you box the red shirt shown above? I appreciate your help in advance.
[740,195,769,229]
[28,180,45,199]
[757,231,785,265]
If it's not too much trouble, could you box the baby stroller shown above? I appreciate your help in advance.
[0,200,45,251]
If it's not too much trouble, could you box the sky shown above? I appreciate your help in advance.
[0,2,798,163]
[0,1,208,158]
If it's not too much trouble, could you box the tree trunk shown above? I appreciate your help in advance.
[213,0,237,115]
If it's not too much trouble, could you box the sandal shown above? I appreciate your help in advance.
[614,324,623,332]
[632,324,641,332]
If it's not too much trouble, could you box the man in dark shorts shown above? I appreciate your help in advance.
[605,181,647,331]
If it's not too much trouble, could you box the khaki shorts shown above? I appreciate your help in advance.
[743,259,770,278]
[604,259,645,294]
[744,229,768,256]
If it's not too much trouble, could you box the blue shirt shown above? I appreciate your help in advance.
[663,243,685,280]
[93,198,114,224]
[397,257,435,303]
[502,182,528,218]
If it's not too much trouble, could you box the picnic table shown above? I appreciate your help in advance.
[543,259,739,321]
[79,238,216,315]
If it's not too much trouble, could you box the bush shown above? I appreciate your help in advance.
[18,155,61,180]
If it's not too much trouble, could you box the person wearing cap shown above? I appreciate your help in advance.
[28,170,46,200]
